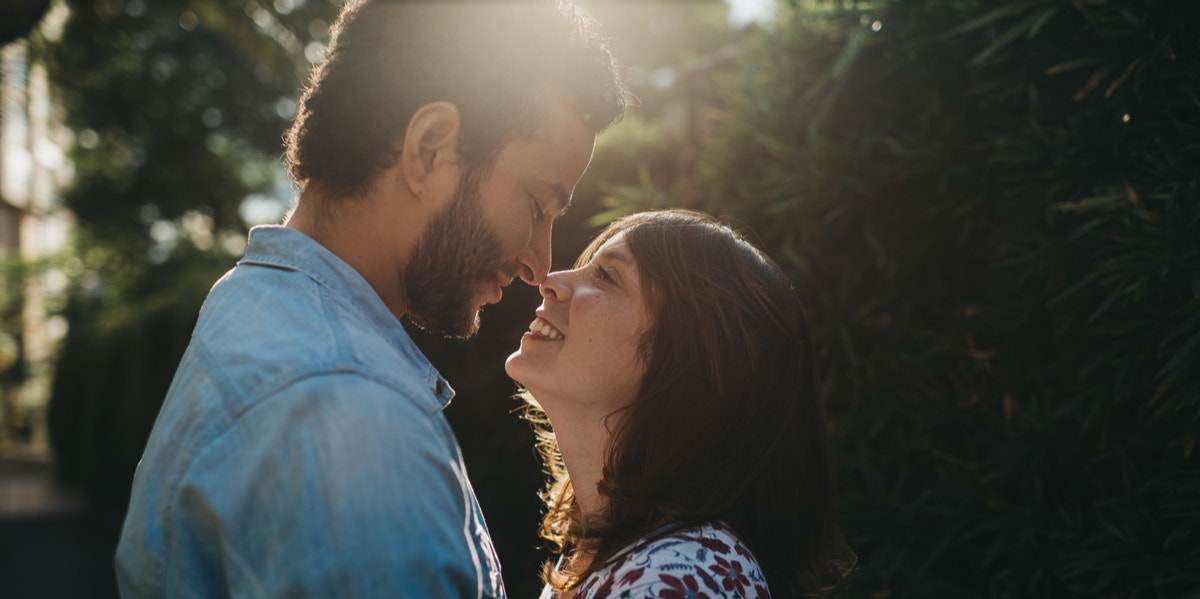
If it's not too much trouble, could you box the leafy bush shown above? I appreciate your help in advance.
[607,0,1200,596]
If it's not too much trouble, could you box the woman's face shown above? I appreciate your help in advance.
[505,231,652,418]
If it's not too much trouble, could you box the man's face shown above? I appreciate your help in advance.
[403,93,597,338]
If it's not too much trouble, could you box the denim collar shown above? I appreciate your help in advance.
[238,225,454,409]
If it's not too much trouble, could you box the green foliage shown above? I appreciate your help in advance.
[43,0,333,235]
[581,115,679,226]
[597,0,1200,595]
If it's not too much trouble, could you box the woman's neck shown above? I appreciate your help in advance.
[537,396,621,598]
[545,404,613,517]
[559,425,609,517]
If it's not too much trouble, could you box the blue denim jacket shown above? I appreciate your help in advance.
[115,226,505,598]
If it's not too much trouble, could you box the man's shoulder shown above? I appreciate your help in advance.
[183,262,436,416]
[120,370,483,599]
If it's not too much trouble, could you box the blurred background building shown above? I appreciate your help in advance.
[1,14,73,462]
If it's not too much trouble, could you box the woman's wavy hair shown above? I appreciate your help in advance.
[527,209,854,597]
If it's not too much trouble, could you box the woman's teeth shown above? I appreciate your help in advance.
[528,318,563,340]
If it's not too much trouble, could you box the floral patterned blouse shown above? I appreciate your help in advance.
[540,522,771,599]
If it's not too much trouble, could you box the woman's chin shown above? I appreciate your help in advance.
[503,352,521,380]
[504,350,537,385]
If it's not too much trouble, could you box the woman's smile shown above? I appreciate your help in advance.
[526,316,565,341]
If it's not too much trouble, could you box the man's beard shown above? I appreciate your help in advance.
[404,167,505,339]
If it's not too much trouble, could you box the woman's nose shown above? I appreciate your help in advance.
[539,270,571,301]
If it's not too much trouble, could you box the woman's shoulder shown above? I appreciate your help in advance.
[577,522,771,599]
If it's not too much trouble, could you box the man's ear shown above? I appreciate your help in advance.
[400,102,461,200]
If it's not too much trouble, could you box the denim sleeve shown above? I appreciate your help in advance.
[163,372,494,598]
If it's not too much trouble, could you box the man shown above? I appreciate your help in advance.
[114,1,625,597]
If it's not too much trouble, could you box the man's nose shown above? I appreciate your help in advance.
[516,228,552,286]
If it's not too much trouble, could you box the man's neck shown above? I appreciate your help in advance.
[286,188,424,321]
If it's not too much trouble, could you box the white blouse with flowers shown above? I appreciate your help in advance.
[540,522,771,599]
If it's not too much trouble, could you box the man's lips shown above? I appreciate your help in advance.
[482,274,514,306]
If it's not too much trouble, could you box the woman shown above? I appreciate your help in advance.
[506,209,854,598]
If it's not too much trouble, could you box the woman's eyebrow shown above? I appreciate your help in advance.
[598,248,633,266]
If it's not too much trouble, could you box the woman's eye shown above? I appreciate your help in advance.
[592,264,612,282]
[531,198,546,221]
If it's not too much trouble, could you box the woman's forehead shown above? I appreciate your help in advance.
[594,231,633,260]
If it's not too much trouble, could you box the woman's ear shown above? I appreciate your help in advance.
[400,101,461,201]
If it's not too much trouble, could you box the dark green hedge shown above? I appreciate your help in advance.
[677,0,1200,596]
